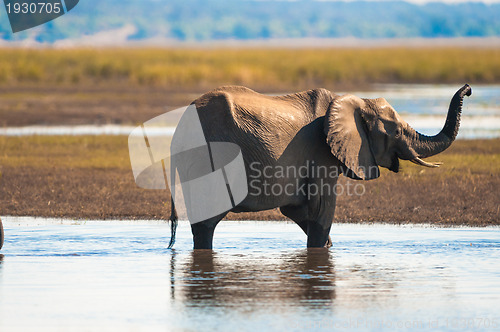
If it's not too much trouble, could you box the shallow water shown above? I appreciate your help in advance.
[0,218,499,331]
[1,84,499,139]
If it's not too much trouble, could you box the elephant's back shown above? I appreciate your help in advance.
[194,86,311,159]
[195,86,311,125]
[194,86,332,150]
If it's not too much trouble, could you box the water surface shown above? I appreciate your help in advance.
[0,218,499,331]
[1,84,499,139]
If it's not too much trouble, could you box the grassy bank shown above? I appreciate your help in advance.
[0,136,498,225]
[0,48,499,90]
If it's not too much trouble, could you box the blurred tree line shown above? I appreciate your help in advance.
[1,0,499,42]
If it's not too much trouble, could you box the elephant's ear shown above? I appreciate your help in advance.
[325,94,380,180]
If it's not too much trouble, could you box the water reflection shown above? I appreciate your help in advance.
[169,249,177,301]
[0,255,4,281]
[0,221,498,331]
[176,248,336,309]
[2,85,499,138]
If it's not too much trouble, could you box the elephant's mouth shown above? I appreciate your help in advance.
[389,156,400,173]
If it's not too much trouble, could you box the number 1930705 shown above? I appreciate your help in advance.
[5,2,62,14]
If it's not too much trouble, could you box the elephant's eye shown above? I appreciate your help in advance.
[395,127,402,137]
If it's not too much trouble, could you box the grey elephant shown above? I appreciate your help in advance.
[0,217,4,250]
[168,84,471,249]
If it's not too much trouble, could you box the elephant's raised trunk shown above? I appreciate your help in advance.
[406,84,471,162]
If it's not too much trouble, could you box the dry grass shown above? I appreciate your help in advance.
[0,136,128,169]
[0,48,499,90]
[0,48,498,225]
[0,136,498,225]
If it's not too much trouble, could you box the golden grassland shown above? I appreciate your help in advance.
[0,136,128,169]
[1,135,499,174]
[0,48,500,90]
[0,47,499,224]
[0,136,498,225]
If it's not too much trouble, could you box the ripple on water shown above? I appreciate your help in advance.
[0,218,499,331]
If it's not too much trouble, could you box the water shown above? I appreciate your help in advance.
[358,84,500,138]
[0,217,499,331]
[1,84,499,139]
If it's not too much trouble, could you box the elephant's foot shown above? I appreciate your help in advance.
[325,235,332,248]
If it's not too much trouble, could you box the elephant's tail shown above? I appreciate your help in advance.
[167,159,178,249]
[167,196,178,249]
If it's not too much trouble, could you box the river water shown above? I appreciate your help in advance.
[0,218,499,331]
[1,84,499,139]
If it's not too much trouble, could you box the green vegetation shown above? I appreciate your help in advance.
[0,48,499,90]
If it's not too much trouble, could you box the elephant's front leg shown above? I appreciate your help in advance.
[306,178,338,248]
[302,221,333,248]
[306,221,332,248]
[280,191,336,248]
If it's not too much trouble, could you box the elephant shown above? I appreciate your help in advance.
[0,217,4,250]
[167,84,471,249]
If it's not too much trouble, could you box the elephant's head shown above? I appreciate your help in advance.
[325,84,472,180]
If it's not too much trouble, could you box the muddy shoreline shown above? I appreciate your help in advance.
[0,83,499,226]
[0,137,498,226]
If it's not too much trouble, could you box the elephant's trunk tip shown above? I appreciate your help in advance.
[462,84,472,97]
[406,84,472,160]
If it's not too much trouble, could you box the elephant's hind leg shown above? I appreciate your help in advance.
[190,213,226,249]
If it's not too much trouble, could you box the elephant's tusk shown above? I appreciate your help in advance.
[410,157,442,168]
